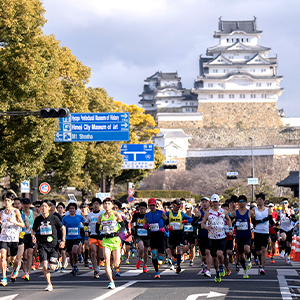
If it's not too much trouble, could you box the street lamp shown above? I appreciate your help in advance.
[249,137,254,202]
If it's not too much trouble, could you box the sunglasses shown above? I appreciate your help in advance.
[35,206,40,208]
[239,200,246,203]
[282,202,288,204]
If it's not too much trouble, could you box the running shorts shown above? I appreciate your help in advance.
[169,230,185,250]
[38,245,59,264]
[254,233,269,252]
[0,241,18,257]
[102,236,121,251]
[209,238,226,257]
[236,237,251,254]
[66,239,81,253]
[280,229,293,243]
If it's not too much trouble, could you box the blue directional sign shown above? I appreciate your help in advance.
[54,113,130,142]
[121,144,154,169]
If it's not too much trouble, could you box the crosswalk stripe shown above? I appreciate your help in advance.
[161,269,185,275]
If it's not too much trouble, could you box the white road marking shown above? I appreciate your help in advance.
[91,280,137,300]
[197,269,216,275]
[186,291,226,300]
[0,294,18,300]
[237,269,258,275]
[277,275,292,300]
[277,269,298,276]
[120,270,143,276]
[161,269,185,275]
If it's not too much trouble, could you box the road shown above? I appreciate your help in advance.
[1,256,300,300]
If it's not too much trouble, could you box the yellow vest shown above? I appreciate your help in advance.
[169,210,183,230]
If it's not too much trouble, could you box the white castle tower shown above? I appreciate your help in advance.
[192,17,284,128]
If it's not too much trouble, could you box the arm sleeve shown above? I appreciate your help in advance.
[95,222,100,236]
[118,221,126,233]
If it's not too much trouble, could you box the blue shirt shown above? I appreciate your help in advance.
[62,214,85,240]
[145,210,165,231]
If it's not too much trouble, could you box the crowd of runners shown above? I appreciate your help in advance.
[0,191,297,291]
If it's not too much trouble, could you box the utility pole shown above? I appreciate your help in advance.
[250,137,254,202]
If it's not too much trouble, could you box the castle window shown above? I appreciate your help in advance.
[267,83,272,87]
[251,94,256,98]
[218,83,224,88]
[256,83,261,87]
[218,94,224,99]
[262,94,267,98]
[244,56,250,59]
[261,69,266,73]
[229,94,235,99]
[236,39,239,42]
[241,38,244,42]
[232,39,234,42]
[208,83,213,88]
[213,69,218,73]
[165,100,168,103]
[247,38,249,42]
[229,56,234,59]
[240,94,245,98]
[251,69,256,73]
[209,94,213,98]
[227,38,229,42]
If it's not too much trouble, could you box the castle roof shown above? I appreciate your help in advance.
[214,17,262,37]
[277,171,299,187]
[145,71,180,81]
[157,129,190,139]
[207,42,270,55]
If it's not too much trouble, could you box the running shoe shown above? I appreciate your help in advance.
[225,269,231,276]
[136,260,142,269]
[254,259,259,265]
[229,256,234,264]
[286,256,291,264]
[60,267,66,273]
[125,259,130,265]
[214,272,221,283]
[204,270,211,278]
[189,261,194,267]
[280,250,285,258]
[158,259,163,265]
[93,271,100,279]
[219,265,225,277]
[84,262,89,267]
[89,263,93,269]
[115,271,121,277]
[243,269,249,279]
[74,266,79,274]
[45,284,53,291]
[164,259,169,264]
[11,265,20,279]
[107,281,115,289]
[100,260,105,267]
[259,268,265,275]
[143,266,147,273]
[270,258,275,264]
[154,271,161,279]
[170,265,175,270]
[24,273,30,281]
[176,266,181,274]
[21,274,26,279]
[1,278,7,286]
[78,255,84,263]
[235,264,240,271]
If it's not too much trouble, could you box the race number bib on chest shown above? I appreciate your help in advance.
[149,223,159,232]
[236,221,248,230]
[170,222,181,230]
[137,228,148,236]
[40,224,52,235]
[68,227,79,236]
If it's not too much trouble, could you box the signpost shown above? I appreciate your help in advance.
[127,196,134,203]
[121,144,154,169]
[55,113,130,142]
[39,182,51,194]
[127,188,135,196]
[96,193,110,201]
[21,181,30,194]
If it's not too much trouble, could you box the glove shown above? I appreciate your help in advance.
[143,224,148,229]
[167,226,173,231]
[159,227,165,233]
[182,220,188,224]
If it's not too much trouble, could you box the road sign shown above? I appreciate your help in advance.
[127,189,135,196]
[68,194,77,202]
[248,178,258,185]
[164,160,178,165]
[127,196,134,203]
[121,144,154,169]
[54,113,130,142]
[227,172,238,176]
[96,193,110,200]
[39,182,51,194]
[21,180,30,193]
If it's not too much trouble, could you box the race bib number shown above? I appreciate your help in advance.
[68,227,79,236]
[40,225,52,235]
[184,224,193,232]
[236,221,248,231]
[137,228,148,236]
[102,220,117,234]
[149,223,159,232]
[170,222,181,230]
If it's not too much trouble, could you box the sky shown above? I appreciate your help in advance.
[42,0,300,117]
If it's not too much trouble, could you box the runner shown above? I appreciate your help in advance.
[62,202,85,276]
[201,194,233,283]
[165,199,193,274]
[268,202,279,264]
[252,193,274,275]
[85,198,104,278]
[96,197,124,289]
[183,203,196,266]
[230,195,254,279]
[32,200,66,291]
[192,197,212,277]
[132,202,150,273]
[144,198,167,279]
[0,192,25,286]
[279,198,296,264]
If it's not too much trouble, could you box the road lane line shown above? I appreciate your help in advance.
[91,280,137,300]
[277,275,292,300]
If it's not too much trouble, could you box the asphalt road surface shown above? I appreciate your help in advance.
[1,256,300,300]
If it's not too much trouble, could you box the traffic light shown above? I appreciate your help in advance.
[40,108,70,118]
[163,165,177,169]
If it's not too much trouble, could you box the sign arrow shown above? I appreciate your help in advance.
[121,113,128,119]
[0,294,18,300]
[185,291,226,300]
[123,151,147,161]
[121,123,129,128]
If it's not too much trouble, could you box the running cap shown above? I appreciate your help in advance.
[201,197,210,201]
[211,194,220,202]
[185,203,193,209]
[172,199,181,207]
[268,203,274,207]
[121,203,127,209]
[148,198,156,206]
[68,199,76,204]
[22,198,30,204]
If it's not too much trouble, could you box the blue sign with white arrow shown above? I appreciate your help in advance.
[121,144,155,169]
[54,113,130,142]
